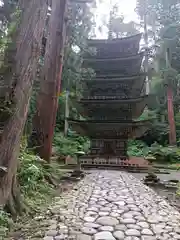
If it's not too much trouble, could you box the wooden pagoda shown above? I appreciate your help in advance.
[69,34,150,167]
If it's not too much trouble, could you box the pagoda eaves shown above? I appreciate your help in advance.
[77,95,149,119]
[85,34,142,59]
[83,74,146,98]
[83,53,144,75]
[69,119,150,139]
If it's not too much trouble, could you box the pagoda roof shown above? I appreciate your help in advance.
[86,34,142,46]
[85,34,142,59]
[83,53,144,75]
[83,74,146,98]
[84,74,146,84]
[78,95,149,119]
[68,119,150,139]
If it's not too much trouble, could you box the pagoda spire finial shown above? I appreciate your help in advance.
[108,0,113,39]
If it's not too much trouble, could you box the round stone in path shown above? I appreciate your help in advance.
[46,230,58,236]
[125,237,141,240]
[54,235,68,240]
[96,216,119,226]
[110,212,120,218]
[141,228,154,235]
[120,218,136,224]
[84,222,101,229]
[125,229,141,237]
[113,230,125,239]
[87,207,99,212]
[122,213,134,218]
[115,224,127,231]
[86,211,97,216]
[114,201,125,206]
[147,217,159,224]
[81,227,97,235]
[127,224,141,230]
[137,222,149,228]
[44,237,54,240]
[99,211,109,216]
[100,207,111,212]
[94,231,116,240]
[141,237,156,240]
[77,234,92,240]
[84,216,96,222]
[99,226,114,232]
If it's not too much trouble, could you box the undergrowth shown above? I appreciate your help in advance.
[128,140,180,164]
[128,140,150,157]
[0,139,64,238]
[53,131,90,157]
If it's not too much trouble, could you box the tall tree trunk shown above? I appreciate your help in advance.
[167,86,176,146]
[0,0,47,213]
[165,49,177,146]
[143,8,149,95]
[64,90,69,136]
[32,0,67,162]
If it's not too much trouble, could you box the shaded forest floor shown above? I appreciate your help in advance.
[4,172,77,240]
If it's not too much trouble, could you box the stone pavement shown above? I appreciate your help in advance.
[43,171,180,240]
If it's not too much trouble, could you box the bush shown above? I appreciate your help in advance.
[128,140,150,157]
[17,139,63,212]
[53,131,90,157]
[128,140,180,164]
[149,142,180,163]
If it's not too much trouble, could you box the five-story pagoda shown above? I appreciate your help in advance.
[69,34,149,167]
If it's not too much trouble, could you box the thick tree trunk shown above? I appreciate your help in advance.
[167,86,177,146]
[0,0,47,212]
[32,0,67,162]
[143,11,149,95]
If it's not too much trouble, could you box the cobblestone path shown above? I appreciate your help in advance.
[44,171,180,240]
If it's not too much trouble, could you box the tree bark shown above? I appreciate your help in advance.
[32,0,67,162]
[167,86,177,146]
[0,0,48,212]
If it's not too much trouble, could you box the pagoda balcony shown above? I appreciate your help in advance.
[83,74,146,99]
[77,95,149,119]
[83,53,144,75]
[84,34,142,59]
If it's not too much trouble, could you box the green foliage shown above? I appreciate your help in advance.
[135,0,180,146]
[18,152,46,194]
[17,139,63,212]
[128,140,150,157]
[175,112,180,144]
[128,140,180,164]
[0,209,11,238]
[0,140,64,236]
[0,210,10,228]
[53,131,90,157]
[149,142,180,163]
[55,1,95,130]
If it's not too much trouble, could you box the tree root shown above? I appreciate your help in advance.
[45,174,58,187]
[4,175,26,218]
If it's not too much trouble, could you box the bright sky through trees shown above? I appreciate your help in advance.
[94,0,138,38]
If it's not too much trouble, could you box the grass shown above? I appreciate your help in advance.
[0,151,71,239]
